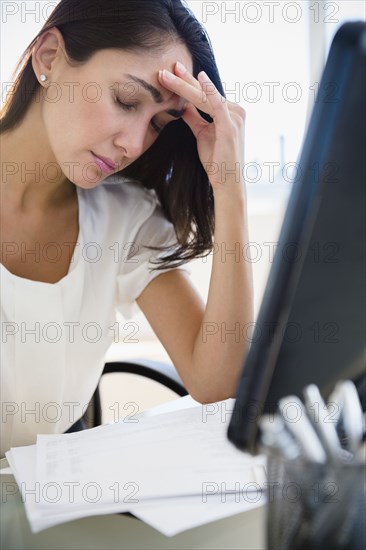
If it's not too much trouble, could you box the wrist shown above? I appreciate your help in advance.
[212,184,247,209]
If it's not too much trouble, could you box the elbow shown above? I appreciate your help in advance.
[185,361,240,404]
[189,386,237,405]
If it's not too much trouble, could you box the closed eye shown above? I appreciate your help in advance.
[116,98,163,134]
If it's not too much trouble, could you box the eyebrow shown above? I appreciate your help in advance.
[124,73,185,118]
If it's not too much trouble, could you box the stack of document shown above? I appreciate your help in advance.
[6,397,267,536]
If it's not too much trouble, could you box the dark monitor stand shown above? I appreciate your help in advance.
[228,22,366,454]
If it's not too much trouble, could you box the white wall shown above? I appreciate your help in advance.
[2,1,365,367]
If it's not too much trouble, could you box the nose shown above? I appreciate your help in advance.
[113,122,151,161]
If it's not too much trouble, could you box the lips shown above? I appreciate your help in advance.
[91,152,117,173]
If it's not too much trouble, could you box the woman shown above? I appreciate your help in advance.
[0,0,253,456]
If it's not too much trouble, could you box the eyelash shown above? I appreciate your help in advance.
[116,98,163,134]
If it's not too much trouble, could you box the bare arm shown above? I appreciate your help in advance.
[137,193,253,404]
[137,61,253,403]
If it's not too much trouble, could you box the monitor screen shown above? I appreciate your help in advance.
[227,21,366,453]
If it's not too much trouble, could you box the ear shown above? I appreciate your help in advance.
[31,27,68,83]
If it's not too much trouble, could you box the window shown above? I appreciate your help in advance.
[188,1,311,190]
[186,1,313,314]
[186,1,365,315]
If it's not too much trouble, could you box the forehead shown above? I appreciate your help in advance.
[153,41,194,74]
[91,43,193,107]
[90,45,193,77]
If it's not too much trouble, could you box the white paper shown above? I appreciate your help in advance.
[131,491,266,536]
[129,393,203,420]
[7,445,132,532]
[6,397,267,535]
[36,405,266,503]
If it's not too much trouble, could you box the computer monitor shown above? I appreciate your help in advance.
[227,21,366,454]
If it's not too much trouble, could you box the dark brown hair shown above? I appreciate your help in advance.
[0,0,226,270]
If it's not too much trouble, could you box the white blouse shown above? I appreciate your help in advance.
[0,177,189,457]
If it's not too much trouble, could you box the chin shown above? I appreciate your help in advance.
[71,167,109,189]
[80,180,104,190]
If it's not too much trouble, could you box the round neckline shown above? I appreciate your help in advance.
[0,185,83,286]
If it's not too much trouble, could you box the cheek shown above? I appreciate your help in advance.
[43,86,113,154]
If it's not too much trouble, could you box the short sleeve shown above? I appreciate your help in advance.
[116,185,191,320]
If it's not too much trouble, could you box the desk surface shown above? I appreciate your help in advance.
[1,458,266,550]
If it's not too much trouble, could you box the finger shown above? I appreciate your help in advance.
[174,63,217,125]
[181,102,208,139]
[159,68,215,118]
[196,71,231,127]
[159,67,230,126]
[174,61,202,92]
[174,61,229,123]
[177,63,244,125]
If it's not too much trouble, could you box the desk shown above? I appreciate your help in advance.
[1,458,266,550]
[1,397,267,549]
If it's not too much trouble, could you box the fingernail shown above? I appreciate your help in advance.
[199,71,209,80]
[162,69,176,81]
[176,61,186,74]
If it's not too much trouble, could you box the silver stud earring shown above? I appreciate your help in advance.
[40,74,47,82]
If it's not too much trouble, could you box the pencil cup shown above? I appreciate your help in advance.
[266,455,366,550]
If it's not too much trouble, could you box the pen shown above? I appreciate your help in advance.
[355,440,366,464]
[278,396,327,464]
[258,414,301,461]
[327,380,364,455]
[303,384,343,464]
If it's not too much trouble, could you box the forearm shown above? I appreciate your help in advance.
[191,189,254,403]
[156,62,251,403]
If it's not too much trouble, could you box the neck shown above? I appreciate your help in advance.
[1,100,74,211]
